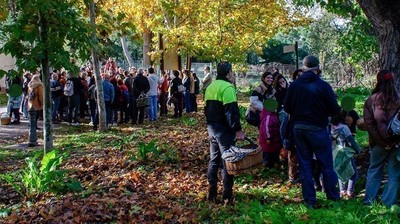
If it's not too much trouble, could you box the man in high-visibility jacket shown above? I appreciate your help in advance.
[204,61,245,203]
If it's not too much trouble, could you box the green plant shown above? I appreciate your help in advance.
[181,116,198,126]
[159,143,180,163]
[130,139,159,162]
[0,150,82,200]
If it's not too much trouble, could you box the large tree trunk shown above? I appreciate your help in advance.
[357,0,400,76]
[89,0,107,131]
[121,36,134,68]
[39,11,52,153]
[143,31,152,67]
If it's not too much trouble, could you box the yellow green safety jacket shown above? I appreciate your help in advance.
[204,76,242,132]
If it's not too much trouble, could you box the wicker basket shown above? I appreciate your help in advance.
[224,138,263,175]
[0,112,11,125]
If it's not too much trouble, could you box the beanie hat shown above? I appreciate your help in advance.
[217,61,232,76]
[302,55,320,71]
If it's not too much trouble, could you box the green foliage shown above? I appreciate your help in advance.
[0,0,91,74]
[0,150,82,200]
[158,143,180,163]
[130,139,159,162]
[181,116,198,126]
[0,92,8,106]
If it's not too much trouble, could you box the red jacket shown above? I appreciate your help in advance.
[258,109,282,152]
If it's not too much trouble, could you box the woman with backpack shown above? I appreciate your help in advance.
[363,70,400,207]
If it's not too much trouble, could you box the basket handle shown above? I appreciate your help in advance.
[233,137,256,148]
[1,112,10,117]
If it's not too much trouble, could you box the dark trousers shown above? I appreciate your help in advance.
[28,110,38,144]
[119,101,128,123]
[191,93,197,112]
[207,123,235,200]
[159,92,168,116]
[172,93,183,118]
[132,105,145,124]
[67,94,80,123]
[10,108,20,122]
[89,99,96,123]
[293,127,339,206]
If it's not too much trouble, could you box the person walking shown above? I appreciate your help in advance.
[204,61,245,203]
[363,70,400,207]
[284,55,341,208]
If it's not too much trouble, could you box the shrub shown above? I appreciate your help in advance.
[0,150,82,200]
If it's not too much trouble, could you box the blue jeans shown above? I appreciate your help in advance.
[52,97,60,120]
[184,92,192,113]
[363,144,400,206]
[339,157,358,194]
[207,123,235,200]
[293,126,339,206]
[148,95,158,121]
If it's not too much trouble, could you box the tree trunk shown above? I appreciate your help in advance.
[357,0,400,76]
[39,11,52,153]
[143,31,152,67]
[121,36,134,68]
[89,0,107,131]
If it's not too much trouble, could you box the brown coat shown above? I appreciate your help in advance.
[28,84,44,111]
[364,92,400,147]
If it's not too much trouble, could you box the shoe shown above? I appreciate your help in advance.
[93,126,98,131]
[66,122,71,126]
[28,143,37,147]
[340,191,347,198]
[72,122,80,126]
[89,121,93,125]
[10,121,20,125]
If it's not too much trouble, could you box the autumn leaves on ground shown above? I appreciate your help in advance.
[0,92,399,223]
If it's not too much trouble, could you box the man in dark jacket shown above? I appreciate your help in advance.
[65,73,83,125]
[204,61,245,203]
[132,68,150,125]
[284,55,340,208]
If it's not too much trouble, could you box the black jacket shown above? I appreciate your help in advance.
[284,70,340,129]
[132,74,150,98]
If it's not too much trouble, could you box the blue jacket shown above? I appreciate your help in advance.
[102,80,115,103]
[284,70,340,129]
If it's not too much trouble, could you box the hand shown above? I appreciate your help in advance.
[266,140,271,145]
[235,131,245,140]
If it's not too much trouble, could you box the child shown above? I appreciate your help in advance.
[331,110,361,199]
[9,94,22,124]
[259,100,282,168]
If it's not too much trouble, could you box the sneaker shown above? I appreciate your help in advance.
[66,122,71,126]
[72,122,80,126]
[89,121,93,125]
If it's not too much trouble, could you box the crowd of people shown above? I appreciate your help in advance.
[3,55,400,208]
[205,56,400,209]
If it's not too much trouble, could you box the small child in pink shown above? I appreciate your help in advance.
[259,108,282,168]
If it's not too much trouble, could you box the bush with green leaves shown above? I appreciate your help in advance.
[0,150,82,200]
[181,116,198,126]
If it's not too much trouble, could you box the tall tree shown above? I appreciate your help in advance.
[105,0,306,64]
[0,0,91,151]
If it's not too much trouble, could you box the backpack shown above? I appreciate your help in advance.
[178,84,186,93]
[387,107,400,142]
[64,80,74,96]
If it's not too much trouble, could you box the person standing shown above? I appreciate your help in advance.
[182,70,192,113]
[363,70,400,207]
[204,61,245,203]
[159,71,169,117]
[27,74,44,147]
[147,67,163,121]
[132,68,150,125]
[93,73,114,130]
[50,73,63,123]
[201,66,212,92]
[192,73,200,112]
[284,55,341,208]
[65,73,83,126]
[169,70,183,118]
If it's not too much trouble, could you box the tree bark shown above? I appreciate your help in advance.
[143,31,152,67]
[39,11,52,152]
[121,36,134,68]
[89,0,107,131]
[357,0,400,76]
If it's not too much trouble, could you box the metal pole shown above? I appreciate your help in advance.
[295,41,299,70]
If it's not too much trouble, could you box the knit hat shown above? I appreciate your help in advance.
[217,61,232,76]
[302,55,320,71]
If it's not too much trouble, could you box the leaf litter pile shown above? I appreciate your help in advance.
[0,106,372,223]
